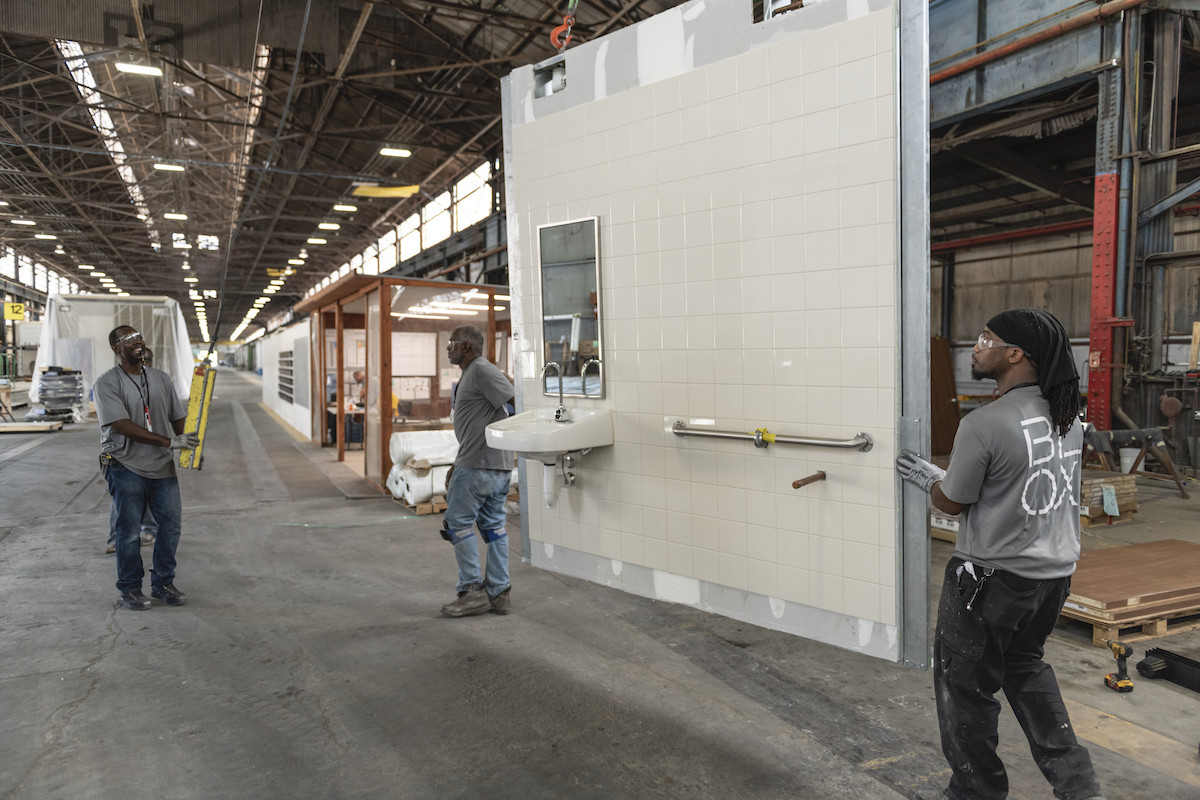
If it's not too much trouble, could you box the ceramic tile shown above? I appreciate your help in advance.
[693,547,721,584]
[692,512,720,552]
[812,573,844,614]
[800,28,837,75]
[747,558,778,597]
[712,205,742,246]
[778,565,812,605]
[838,99,876,147]
[684,211,715,248]
[685,245,715,282]
[801,67,837,115]
[769,115,807,163]
[739,85,770,130]
[737,125,772,169]
[737,46,770,92]
[843,579,880,620]
[620,531,645,563]
[643,538,670,571]
[719,553,749,591]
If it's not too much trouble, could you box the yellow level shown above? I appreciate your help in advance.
[178,365,216,470]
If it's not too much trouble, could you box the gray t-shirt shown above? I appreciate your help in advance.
[940,385,1083,579]
[452,357,513,471]
[94,365,187,479]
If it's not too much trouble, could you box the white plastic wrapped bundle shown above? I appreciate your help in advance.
[385,430,459,504]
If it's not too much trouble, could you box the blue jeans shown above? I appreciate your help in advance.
[444,467,511,596]
[104,459,182,594]
[107,503,157,547]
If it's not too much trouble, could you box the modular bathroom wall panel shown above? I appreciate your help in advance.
[503,0,926,663]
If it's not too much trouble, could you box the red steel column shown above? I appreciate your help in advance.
[1088,173,1120,429]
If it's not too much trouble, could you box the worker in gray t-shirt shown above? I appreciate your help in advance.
[94,326,197,611]
[439,324,515,618]
[897,308,1104,800]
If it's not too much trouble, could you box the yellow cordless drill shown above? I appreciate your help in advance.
[1104,640,1134,692]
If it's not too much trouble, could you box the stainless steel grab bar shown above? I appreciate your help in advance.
[671,420,873,452]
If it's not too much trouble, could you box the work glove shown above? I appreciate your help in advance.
[169,432,200,450]
[896,449,945,493]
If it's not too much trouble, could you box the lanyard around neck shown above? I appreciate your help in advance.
[122,367,152,431]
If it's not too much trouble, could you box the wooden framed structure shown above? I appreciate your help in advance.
[293,274,510,490]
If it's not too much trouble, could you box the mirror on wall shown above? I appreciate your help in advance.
[538,217,602,398]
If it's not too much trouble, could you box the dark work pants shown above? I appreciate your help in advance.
[933,557,1103,800]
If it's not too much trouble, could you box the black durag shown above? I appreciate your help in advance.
[986,308,1077,393]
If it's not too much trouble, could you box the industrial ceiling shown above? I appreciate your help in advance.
[5,1,1200,346]
[0,0,684,341]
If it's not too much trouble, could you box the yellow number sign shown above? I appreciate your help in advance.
[3,302,25,320]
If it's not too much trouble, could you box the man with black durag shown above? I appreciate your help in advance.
[897,308,1106,800]
[95,326,197,610]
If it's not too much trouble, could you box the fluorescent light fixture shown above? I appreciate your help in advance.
[90,271,105,277]
[173,241,192,249]
[115,61,162,77]
[288,259,304,265]
[494,306,506,311]
[333,204,357,212]
[108,287,122,293]
[306,237,326,245]
[181,264,191,270]
[391,312,450,320]
[184,277,198,283]
[11,219,35,225]
[34,233,57,240]
[317,222,340,231]
[153,163,185,172]
[379,147,412,158]
[0,200,7,206]
[270,279,284,285]
[263,288,277,294]
[164,212,188,220]
[495,294,511,301]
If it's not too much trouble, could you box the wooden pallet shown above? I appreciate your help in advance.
[0,421,63,433]
[1080,510,1137,527]
[410,497,447,516]
[1062,539,1200,646]
[1060,604,1200,647]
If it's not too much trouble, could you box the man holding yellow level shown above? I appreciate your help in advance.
[94,325,197,610]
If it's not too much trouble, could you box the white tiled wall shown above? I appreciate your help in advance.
[506,0,901,652]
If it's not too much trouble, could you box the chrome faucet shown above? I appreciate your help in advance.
[581,358,601,397]
[540,361,568,421]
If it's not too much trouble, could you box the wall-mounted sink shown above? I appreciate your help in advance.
[485,407,613,464]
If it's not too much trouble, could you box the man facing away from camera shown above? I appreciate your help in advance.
[897,308,1106,800]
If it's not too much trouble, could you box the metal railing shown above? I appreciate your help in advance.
[671,420,873,452]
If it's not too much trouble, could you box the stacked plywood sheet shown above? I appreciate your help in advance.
[1080,469,1137,526]
[1060,539,1200,646]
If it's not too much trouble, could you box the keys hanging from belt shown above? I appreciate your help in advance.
[957,561,995,611]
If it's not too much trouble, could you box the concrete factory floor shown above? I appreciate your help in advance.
[1,369,1197,799]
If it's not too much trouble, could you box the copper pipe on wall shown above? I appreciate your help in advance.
[791,471,827,490]
[930,0,1150,86]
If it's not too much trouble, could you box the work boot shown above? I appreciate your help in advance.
[151,583,187,606]
[140,534,155,546]
[441,586,490,618]
[489,587,511,615]
[118,590,151,610]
